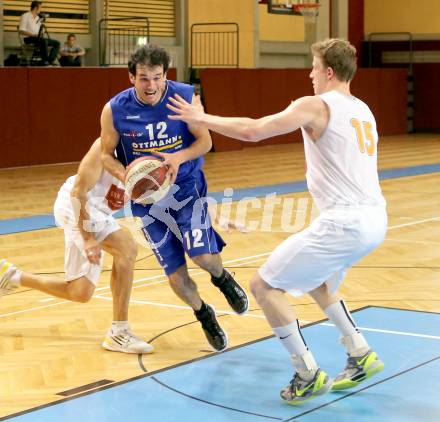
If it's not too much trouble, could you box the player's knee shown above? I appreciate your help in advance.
[124,238,138,263]
[191,254,218,273]
[68,280,95,302]
[70,288,94,303]
[249,274,267,301]
[114,238,138,267]
[190,254,207,268]
[168,270,191,291]
[109,231,138,262]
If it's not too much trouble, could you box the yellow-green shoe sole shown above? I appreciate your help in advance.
[282,373,333,405]
[331,361,385,391]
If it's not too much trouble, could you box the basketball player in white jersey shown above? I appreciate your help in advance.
[0,138,153,354]
[167,38,387,404]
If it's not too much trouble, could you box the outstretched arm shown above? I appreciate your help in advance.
[167,94,322,142]
[100,103,126,182]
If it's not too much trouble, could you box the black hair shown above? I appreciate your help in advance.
[128,44,170,76]
[30,1,42,10]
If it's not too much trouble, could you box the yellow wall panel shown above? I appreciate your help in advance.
[188,0,255,68]
[365,0,440,35]
[259,4,304,42]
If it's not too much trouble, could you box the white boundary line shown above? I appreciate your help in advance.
[0,252,269,319]
[94,294,266,319]
[92,295,440,341]
[388,216,440,230]
[0,301,70,318]
[1,215,439,321]
[320,322,440,341]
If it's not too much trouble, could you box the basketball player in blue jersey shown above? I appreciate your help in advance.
[100,44,249,352]
[168,39,387,404]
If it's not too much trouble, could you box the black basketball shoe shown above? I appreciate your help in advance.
[195,304,228,352]
[212,270,249,315]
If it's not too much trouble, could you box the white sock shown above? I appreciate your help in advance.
[341,333,369,357]
[325,300,358,336]
[292,350,319,381]
[111,321,129,334]
[325,300,369,357]
[273,320,318,381]
[273,320,308,356]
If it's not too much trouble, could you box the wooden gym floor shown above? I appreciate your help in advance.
[0,134,439,418]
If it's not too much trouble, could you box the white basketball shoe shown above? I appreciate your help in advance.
[102,328,154,354]
[0,260,20,296]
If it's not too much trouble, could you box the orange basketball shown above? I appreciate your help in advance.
[125,156,170,204]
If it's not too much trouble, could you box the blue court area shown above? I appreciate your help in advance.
[1,162,440,235]
[5,307,440,422]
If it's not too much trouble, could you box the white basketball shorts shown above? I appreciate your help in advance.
[53,188,120,285]
[258,206,387,297]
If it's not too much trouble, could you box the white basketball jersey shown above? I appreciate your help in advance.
[60,170,125,215]
[301,90,386,211]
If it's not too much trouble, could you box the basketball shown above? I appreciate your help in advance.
[125,156,171,204]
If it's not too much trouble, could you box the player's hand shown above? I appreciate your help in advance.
[151,150,181,185]
[84,238,102,265]
[167,94,204,125]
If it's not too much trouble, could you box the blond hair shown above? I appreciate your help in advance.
[311,38,357,82]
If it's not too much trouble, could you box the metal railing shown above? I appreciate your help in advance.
[190,22,239,68]
[99,17,150,66]
[367,32,414,132]
[367,32,413,73]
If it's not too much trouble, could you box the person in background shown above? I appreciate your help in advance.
[19,1,60,66]
[59,33,85,67]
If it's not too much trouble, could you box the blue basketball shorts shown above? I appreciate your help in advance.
[131,170,226,275]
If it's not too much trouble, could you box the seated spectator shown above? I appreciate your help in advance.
[59,34,85,67]
[19,1,60,66]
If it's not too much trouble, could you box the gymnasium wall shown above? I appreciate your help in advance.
[201,68,407,152]
[413,64,440,131]
[259,3,304,42]
[187,0,256,68]
[362,0,440,130]
[0,68,177,168]
[364,0,440,36]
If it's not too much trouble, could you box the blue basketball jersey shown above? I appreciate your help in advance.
[110,80,203,183]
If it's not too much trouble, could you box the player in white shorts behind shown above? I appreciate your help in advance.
[167,38,387,404]
[0,138,153,354]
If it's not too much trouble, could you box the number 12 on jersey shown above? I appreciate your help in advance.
[350,118,375,156]
[184,229,205,249]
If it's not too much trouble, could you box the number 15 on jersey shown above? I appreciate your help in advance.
[350,118,375,156]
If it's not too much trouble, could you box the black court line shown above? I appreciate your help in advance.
[139,307,263,370]
[151,376,283,420]
[284,355,440,421]
[4,264,439,299]
[56,380,114,397]
[137,307,348,371]
[136,311,361,421]
[1,306,352,421]
[372,305,440,315]
[6,305,433,421]
[137,354,148,373]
